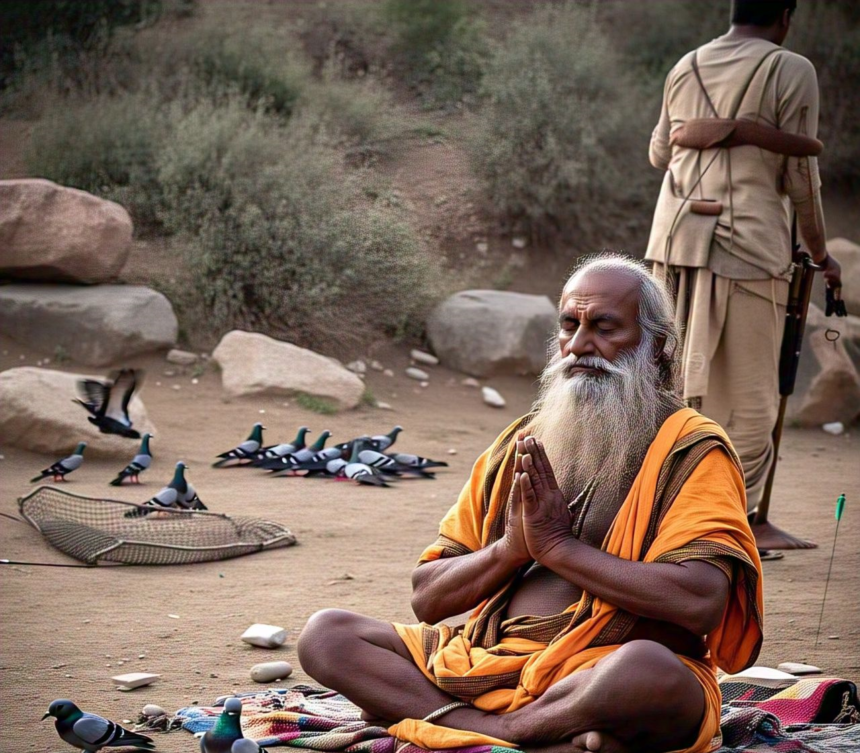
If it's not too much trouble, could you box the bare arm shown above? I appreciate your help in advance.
[516,437,729,636]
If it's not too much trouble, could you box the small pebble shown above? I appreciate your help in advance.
[370,360,384,371]
[482,386,506,408]
[383,369,394,377]
[250,660,293,683]
[376,402,394,411]
[448,448,457,455]
[259,409,266,414]
[462,377,480,388]
[172,384,181,391]
[410,350,439,366]
[822,422,844,436]
[168,614,180,619]
[476,241,489,253]
[828,635,840,640]
[191,378,199,385]
[406,367,429,381]
[420,381,429,388]
[138,654,145,659]
[512,236,527,249]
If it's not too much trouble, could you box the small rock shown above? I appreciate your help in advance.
[259,409,265,414]
[476,241,489,254]
[370,360,384,372]
[406,367,429,381]
[142,704,165,717]
[163,370,176,377]
[376,401,394,411]
[822,422,844,435]
[511,236,527,249]
[462,377,480,388]
[383,369,394,377]
[112,672,160,690]
[167,348,198,366]
[241,623,287,649]
[777,662,821,675]
[172,384,181,391]
[138,654,145,659]
[250,661,293,683]
[52,663,66,669]
[420,381,429,388]
[209,672,218,678]
[828,635,840,640]
[447,448,457,455]
[191,378,199,385]
[346,360,367,375]
[482,386,506,408]
[167,614,180,619]
[410,350,439,366]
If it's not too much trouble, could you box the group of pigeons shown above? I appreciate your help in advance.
[213,422,447,487]
[43,695,264,752]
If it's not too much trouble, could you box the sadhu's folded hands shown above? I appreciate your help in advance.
[503,436,532,567]
[515,436,574,564]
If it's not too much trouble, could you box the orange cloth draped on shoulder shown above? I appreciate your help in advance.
[389,408,764,753]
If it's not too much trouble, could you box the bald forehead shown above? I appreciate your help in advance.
[561,266,643,311]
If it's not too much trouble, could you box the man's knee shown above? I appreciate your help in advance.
[606,641,702,710]
[297,609,361,679]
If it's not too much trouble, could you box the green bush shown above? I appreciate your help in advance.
[473,3,652,243]
[383,0,488,107]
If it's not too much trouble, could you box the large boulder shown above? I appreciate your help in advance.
[786,304,860,426]
[828,237,860,315]
[212,331,365,409]
[0,179,133,284]
[427,290,557,377]
[0,367,155,458]
[0,284,178,366]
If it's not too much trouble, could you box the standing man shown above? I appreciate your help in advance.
[646,0,841,541]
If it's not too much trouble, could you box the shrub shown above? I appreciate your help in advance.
[473,3,652,244]
[383,0,488,107]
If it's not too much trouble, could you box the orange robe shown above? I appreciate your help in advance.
[389,408,764,753]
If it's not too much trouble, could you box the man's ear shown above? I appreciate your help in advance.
[653,335,667,362]
[782,8,792,28]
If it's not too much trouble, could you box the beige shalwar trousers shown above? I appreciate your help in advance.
[654,264,789,512]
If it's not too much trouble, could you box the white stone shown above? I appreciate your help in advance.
[250,660,293,683]
[475,241,489,254]
[166,349,198,366]
[822,421,845,435]
[447,448,457,455]
[410,349,439,366]
[428,290,556,377]
[0,284,178,366]
[461,377,481,388]
[482,386,506,408]
[346,360,367,374]
[511,236,527,249]
[112,672,159,690]
[370,360,384,371]
[376,402,394,411]
[0,179,132,284]
[0,367,155,458]
[213,331,364,409]
[383,369,394,377]
[142,704,166,717]
[240,623,287,649]
[777,662,821,675]
[405,367,429,381]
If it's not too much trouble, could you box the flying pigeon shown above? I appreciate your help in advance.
[31,442,87,483]
[109,433,154,486]
[42,699,155,752]
[201,696,244,753]
[252,426,310,465]
[342,439,391,487]
[74,369,143,438]
[125,461,205,518]
[213,423,266,467]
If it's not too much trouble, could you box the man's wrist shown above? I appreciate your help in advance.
[535,534,576,569]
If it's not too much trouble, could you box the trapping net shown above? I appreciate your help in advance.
[18,486,297,566]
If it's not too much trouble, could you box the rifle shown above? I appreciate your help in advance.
[751,215,847,549]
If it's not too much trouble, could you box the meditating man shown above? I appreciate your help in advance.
[299,256,764,753]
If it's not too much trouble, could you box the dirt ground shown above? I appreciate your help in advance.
[0,338,858,753]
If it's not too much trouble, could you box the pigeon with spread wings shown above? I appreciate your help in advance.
[74,369,143,438]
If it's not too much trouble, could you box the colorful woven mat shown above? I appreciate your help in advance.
[171,681,860,752]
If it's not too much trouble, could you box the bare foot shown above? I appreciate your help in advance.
[571,731,629,753]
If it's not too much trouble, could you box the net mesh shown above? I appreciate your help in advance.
[18,486,297,565]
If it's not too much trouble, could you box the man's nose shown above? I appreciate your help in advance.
[563,327,595,359]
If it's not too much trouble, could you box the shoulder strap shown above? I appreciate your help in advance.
[691,46,782,120]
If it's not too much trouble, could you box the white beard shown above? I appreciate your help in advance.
[528,335,682,511]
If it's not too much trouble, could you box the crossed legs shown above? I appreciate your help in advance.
[297,610,705,753]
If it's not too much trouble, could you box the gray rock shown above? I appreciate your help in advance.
[0,367,155,458]
[0,179,132,283]
[482,386,506,408]
[405,367,429,381]
[250,660,293,683]
[410,349,439,366]
[213,332,365,409]
[0,284,178,366]
[166,349,198,366]
[787,304,860,426]
[428,290,556,377]
[240,623,287,648]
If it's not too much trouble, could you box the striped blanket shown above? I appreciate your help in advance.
[171,681,860,753]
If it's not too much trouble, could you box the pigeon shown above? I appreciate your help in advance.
[213,423,266,467]
[335,426,402,456]
[342,439,391,487]
[252,426,310,465]
[201,696,244,753]
[387,452,448,471]
[262,431,339,473]
[31,442,87,483]
[125,461,205,518]
[358,448,437,479]
[42,699,155,752]
[109,433,154,486]
[74,369,143,438]
[233,739,266,753]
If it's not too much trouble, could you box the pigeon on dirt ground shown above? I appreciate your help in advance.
[252,426,310,465]
[213,423,265,467]
[74,369,144,438]
[125,461,205,518]
[42,699,155,751]
[30,442,86,483]
[200,697,244,753]
[110,433,153,486]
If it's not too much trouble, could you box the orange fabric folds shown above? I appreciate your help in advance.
[389,408,764,753]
